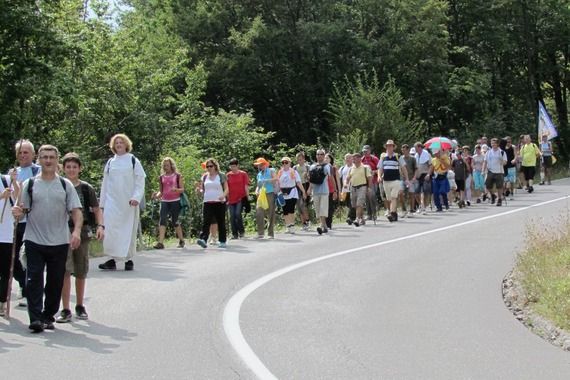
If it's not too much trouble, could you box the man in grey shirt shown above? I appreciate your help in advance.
[13,145,82,333]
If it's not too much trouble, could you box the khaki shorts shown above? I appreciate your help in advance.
[312,193,329,218]
[383,180,401,199]
[350,185,368,208]
[66,230,90,279]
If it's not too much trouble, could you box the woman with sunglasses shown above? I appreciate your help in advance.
[196,159,229,249]
[277,157,306,234]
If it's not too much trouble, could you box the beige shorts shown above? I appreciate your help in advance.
[383,180,401,199]
[312,193,329,218]
[66,230,90,279]
[350,186,368,208]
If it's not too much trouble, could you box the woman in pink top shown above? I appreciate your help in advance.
[152,157,185,249]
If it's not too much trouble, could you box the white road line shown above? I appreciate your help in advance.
[223,195,570,380]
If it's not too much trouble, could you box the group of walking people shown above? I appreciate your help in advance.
[0,134,145,332]
[0,131,553,333]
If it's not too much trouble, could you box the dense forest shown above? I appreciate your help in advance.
[1,0,569,183]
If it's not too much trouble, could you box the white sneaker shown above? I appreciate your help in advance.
[286,225,295,234]
[421,208,427,215]
[0,302,5,316]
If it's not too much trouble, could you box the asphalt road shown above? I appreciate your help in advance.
[2,180,570,379]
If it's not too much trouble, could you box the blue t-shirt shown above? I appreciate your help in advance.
[256,168,276,193]
[309,163,331,194]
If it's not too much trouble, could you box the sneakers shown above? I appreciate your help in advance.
[466,201,471,207]
[18,288,27,307]
[387,212,398,222]
[153,242,164,249]
[218,242,227,249]
[491,194,496,204]
[346,218,353,226]
[353,220,360,227]
[505,189,511,197]
[317,227,324,235]
[196,239,207,248]
[75,305,88,320]
[302,222,309,231]
[476,198,481,204]
[421,208,427,215]
[56,309,72,323]
[539,181,545,185]
[286,224,295,234]
[29,320,44,333]
[98,259,116,270]
[482,194,488,202]
[43,321,55,330]
[177,240,185,248]
[124,260,134,271]
[230,235,239,240]
[528,186,534,193]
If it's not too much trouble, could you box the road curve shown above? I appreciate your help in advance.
[1,180,569,379]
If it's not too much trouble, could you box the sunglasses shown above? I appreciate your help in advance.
[281,161,290,164]
[206,165,214,168]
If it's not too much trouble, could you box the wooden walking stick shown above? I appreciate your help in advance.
[4,139,23,320]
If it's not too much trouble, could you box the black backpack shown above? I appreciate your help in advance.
[79,181,97,227]
[309,164,327,185]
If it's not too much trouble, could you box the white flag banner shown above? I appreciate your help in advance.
[538,101,558,140]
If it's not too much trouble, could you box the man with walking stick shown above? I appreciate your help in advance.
[10,139,41,307]
[0,170,19,317]
[12,145,82,332]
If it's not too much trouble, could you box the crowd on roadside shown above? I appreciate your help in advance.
[0,132,555,332]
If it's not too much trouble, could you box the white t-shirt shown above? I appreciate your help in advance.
[203,174,225,203]
[485,148,506,174]
[0,175,15,243]
[278,169,301,199]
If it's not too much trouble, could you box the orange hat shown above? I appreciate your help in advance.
[201,161,207,170]
[253,157,270,167]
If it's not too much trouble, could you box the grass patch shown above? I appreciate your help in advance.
[516,214,570,331]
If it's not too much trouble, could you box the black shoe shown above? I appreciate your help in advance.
[346,218,353,225]
[323,227,329,233]
[99,259,116,270]
[505,190,510,197]
[29,320,44,333]
[75,305,88,320]
[482,194,488,202]
[43,321,55,330]
[56,309,72,323]
[353,220,360,227]
[539,181,545,185]
[230,235,239,240]
[317,227,323,235]
[124,260,134,271]
[528,186,534,193]
[177,240,185,248]
[435,208,443,212]
[476,198,481,204]
[496,199,502,207]
[466,201,471,206]
[153,242,164,249]
[491,194,496,204]
[387,212,396,222]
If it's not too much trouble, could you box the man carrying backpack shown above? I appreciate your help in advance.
[308,149,332,235]
[12,145,82,333]
[56,153,104,323]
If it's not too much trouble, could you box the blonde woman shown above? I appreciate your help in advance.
[99,134,146,271]
[152,157,185,249]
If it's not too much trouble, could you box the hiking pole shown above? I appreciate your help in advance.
[4,139,23,319]
[4,213,20,320]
